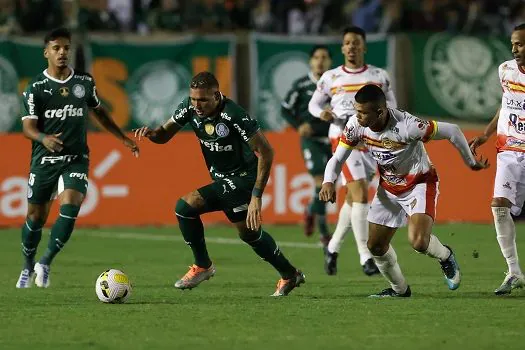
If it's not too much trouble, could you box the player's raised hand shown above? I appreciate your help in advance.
[132,126,155,141]
[319,182,336,203]
[42,132,63,153]
[123,137,140,158]
[320,109,336,122]
[246,196,262,231]
[470,155,490,171]
[468,135,488,155]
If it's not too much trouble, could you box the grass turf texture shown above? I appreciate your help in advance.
[0,224,524,350]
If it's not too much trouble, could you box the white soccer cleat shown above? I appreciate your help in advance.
[16,269,34,288]
[495,272,525,295]
[34,262,51,288]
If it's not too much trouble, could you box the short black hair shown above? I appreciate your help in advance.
[355,84,386,104]
[44,28,72,46]
[342,26,366,41]
[514,23,525,31]
[309,45,332,60]
[190,72,219,89]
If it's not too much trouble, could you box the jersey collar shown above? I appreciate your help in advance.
[308,71,319,83]
[342,64,368,74]
[44,67,75,84]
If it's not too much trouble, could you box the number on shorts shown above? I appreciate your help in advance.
[28,173,35,186]
[303,149,312,160]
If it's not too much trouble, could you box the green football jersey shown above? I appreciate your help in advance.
[21,69,100,164]
[171,97,259,180]
[281,73,329,137]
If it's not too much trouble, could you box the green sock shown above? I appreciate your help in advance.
[175,199,212,268]
[21,218,43,270]
[317,215,329,237]
[40,204,80,265]
[245,229,296,279]
[312,186,329,237]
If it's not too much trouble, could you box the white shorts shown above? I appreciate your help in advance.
[331,138,376,184]
[367,181,440,228]
[493,151,525,216]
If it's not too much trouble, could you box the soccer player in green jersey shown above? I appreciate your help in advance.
[133,72,305,296]
[281,45,332,248]
[16,28,139,289]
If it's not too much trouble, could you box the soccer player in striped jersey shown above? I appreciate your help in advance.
[309,26,397,276]
[470,24,525,295]
[320,84,488,297]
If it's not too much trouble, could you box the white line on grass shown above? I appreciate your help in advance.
[83,231,322,249]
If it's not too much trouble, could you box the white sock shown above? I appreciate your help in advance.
[373,245,408,294]
[328,201,352,254]
[424,234,451,261]
[351,202,372,265]
[493,207,522,276]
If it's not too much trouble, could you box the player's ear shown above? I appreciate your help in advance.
[43,47,48,59]
[214,91,222,101]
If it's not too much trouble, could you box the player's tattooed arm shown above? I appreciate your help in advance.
[246,131,274,230]
[248,131,274,194]
[93,105,139,157]
[133,118,182,144]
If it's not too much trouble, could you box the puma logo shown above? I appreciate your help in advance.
[44,89,53,95]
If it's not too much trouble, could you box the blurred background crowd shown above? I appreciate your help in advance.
[1,0,524,36]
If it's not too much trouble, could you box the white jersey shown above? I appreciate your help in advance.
[313,64,397,138]
[339,108,438,195]
[498,59,525,153]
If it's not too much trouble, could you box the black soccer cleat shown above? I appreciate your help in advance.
[324,251,338,275]
[369,285,412,298]
[362,258,380,276]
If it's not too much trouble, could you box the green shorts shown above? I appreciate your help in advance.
[198,173,256,223]
[27,154,89,204]
[301,138,332,177]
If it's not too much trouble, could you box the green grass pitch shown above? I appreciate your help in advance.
[0,224,524,350]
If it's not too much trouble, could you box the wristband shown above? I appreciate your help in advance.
[252,187,263,198]
[37,133,46,143]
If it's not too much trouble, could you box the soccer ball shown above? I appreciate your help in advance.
[95,269,132,303]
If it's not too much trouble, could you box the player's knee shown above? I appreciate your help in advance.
[175,198,199,219]
[238,227,260,243]
[27,205,48,224]
[491,197,512,208]
[59,204,81,220]
[367,239,387,256]
[410,234,429,253]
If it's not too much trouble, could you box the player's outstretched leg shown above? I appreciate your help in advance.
[368,223,410,297]
[409,214,460,290]
[325,201,352,275]
[237,225,305,296]
[36,204,81,288]
[369,246,411,298]
[174,198,215,290]
[492,203,525,295]
[16,216,44,288]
